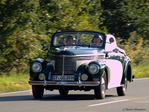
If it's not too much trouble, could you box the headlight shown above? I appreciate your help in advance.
[31,62,42,73]
[88,64,99,74]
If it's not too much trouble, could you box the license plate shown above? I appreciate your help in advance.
[53,75,74,81]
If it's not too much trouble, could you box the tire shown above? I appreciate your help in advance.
[59,89,69,96]
[94,72,107,99]
[117,78,127,96]
[32,85,44,99]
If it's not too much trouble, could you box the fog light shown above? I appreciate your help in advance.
[81,74,88,81]
[39,73,45,80]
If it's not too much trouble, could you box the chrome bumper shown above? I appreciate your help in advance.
[29,80,100,86]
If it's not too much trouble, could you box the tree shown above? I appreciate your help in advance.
[39,0,104,31]
[0,0,104,74]
[100,0,149,40]
[0,0,49,74]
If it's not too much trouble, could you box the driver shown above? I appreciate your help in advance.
[65,35,76,45]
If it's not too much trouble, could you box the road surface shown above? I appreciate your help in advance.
[0,78,149,112]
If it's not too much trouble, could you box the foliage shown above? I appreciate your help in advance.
[0,0,149,75]
[39,0,104,31]
[117,32,149,66]
[0,0,49,74]
[100,0,149,40]
[1,29,49,74]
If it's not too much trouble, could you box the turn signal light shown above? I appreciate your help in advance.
[93,78,99,81]
[29,78,34,80]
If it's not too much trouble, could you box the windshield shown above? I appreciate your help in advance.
[53,32,104,47]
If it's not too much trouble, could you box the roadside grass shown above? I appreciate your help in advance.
[0,73,31,93]
[0,65,148,93]
[133,65,149,78]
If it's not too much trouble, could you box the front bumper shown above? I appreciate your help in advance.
[29,80,100,87]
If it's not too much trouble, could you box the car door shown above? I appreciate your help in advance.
[104,35,124,88]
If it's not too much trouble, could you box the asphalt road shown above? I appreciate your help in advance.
[0,78,149,112]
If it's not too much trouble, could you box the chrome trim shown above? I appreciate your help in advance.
[34,58,44,63]
[62,55,65,79]
[29,80,100,86]
[49,54,105,58]
[78,73,81,87]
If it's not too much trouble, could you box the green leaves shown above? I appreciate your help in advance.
[0,0,149,74]
[100,0,149,39]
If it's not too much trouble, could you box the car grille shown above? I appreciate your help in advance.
[55,56,76,74]
[54,55,104,74]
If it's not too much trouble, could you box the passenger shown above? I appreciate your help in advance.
[91,35,103,46]
[65,35,76,45]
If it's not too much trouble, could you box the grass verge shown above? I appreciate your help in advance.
[133,64,149,78]
[0,73,31,93]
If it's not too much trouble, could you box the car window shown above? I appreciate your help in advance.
[53,32,104,47]
[53,33,78,46]
[77,33,93,45]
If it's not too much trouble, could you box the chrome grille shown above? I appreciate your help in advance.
[55,56,76,74]
[55,55,104,74]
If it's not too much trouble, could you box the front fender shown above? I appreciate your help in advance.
[121,56,133,84]
[76,64,87,73]
[30,58,48,78]
[76,60,106,80]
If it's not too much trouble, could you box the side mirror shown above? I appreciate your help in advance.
[109,37,114,43]
[113,48,119,53]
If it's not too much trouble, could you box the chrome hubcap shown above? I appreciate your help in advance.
[101,77,106,95]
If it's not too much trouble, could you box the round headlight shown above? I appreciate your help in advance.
[31,62,42,73]
[88,64,99,74]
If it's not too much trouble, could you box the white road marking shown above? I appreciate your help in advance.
[0,90,31,96]
[88,99,129,107]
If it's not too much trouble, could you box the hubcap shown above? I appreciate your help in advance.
[123,79,127,92]
[101,77,106,94]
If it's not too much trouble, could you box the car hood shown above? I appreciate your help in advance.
[49,46,104,56]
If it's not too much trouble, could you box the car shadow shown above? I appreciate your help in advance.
[0,94,117,102]
[41,94,117,101]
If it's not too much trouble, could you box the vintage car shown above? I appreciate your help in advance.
[29,30,134,99]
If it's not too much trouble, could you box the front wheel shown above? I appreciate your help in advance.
[94,72,107,99]
[117,78,127,96]
[32,85,44,99]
